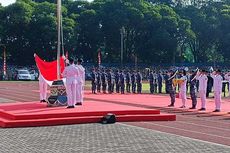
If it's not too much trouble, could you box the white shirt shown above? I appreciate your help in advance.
[75,64,85,84]
[180,75,187,92]
[197,74,208,91]
[62,64,79,84]
[211,74,223,92]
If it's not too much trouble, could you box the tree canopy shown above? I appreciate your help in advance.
[0,0,229,65]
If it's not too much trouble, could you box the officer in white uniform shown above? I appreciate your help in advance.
[211,69,223,112]
[38,73,47,102]
[62,58,79,108]
[196,69,208,111]
[75,59,85,105]
[179,70,187,108]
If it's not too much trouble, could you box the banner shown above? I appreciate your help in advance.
[35,54,65,81]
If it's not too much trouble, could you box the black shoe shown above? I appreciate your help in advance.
[42,99,47,102]
[213,109,220,112]
[67,106,75,109]
[198,108,206,111]
[40,100,43,103]
[189,107,196,109]
[75,103,82,106]
[179,106,186,108]
[168,104,174,107]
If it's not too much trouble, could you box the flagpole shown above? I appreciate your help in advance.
[57,0,61,80]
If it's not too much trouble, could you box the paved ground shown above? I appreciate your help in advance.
[1,81,230,152]
[0,123,230,153]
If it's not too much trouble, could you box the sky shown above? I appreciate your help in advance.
[0,0,94,6]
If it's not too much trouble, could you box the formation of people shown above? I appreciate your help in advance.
[62,58,85,108]
[91,67,230,112]
[166,68,229,112]
[91,69,143,94]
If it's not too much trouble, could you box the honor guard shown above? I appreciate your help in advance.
[96,69,102,93]
[153,71,158,93]
[196,69,208,111]
[149,71,154,94]
[158,71,163,93]
[107,69,113,94]
[62,58,79,108]
[91,68,97,94]
[189,70,198,109]
[136,71,142,94]
[119,70,125,94]
[75,59,85,105]
[179,70,187,108]
[211,69,223,112]
[131,71,136,93]
[38,73,48,102]
[125,70,131,93]
[101,69,107,94]
[167,70,177,107]
[115,70,120,93]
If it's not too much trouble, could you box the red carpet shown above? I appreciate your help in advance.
[0,100,176,128]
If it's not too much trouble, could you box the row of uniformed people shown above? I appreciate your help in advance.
[62,58,85,108]
[91,69,143,94]
[167,69,225,112]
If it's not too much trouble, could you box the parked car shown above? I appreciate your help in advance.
[16,69,34,81]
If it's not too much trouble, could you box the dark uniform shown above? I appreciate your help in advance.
[107,70,114,94]
[206,75,213,97]
[119,71,125,94]
[136,71,142,94]
[125,71,131,93]
[153,72,158,93]
[189,73,197,109]
[131,72,136,93]
[166,71,176,107]
[91,70,97,94]
[158,73,163,93]
[149,71,154,94]
[101,70,107,94]
[115,70,120,93]
[96,71,102,93]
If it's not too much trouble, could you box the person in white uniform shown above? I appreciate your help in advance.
[196,69,208,111]
[211,69,223,112]
[179,70,187,108]
[62,58,79,108]
[75,59,85,105]
[38,73,47,102]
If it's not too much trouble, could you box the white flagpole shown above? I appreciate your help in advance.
[57,0,61,80]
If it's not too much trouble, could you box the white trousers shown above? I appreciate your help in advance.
[199,90,206,109]
[214,91,221,110]
[66,83,76,106]
[180,91,187,106]
[39,81,47,100]
[76,84,83,103]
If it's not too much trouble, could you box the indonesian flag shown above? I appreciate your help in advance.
[98,49,101,65]
[34,54,65,84]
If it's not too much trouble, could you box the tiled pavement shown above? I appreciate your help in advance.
[0,123,229,153]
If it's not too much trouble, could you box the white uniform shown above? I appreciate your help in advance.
[197,74,208,109]
[38,74,47,101]
[179,75,187,107]
[75,64,85,103]
[211,74,223,110]
[62,64,79,106]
